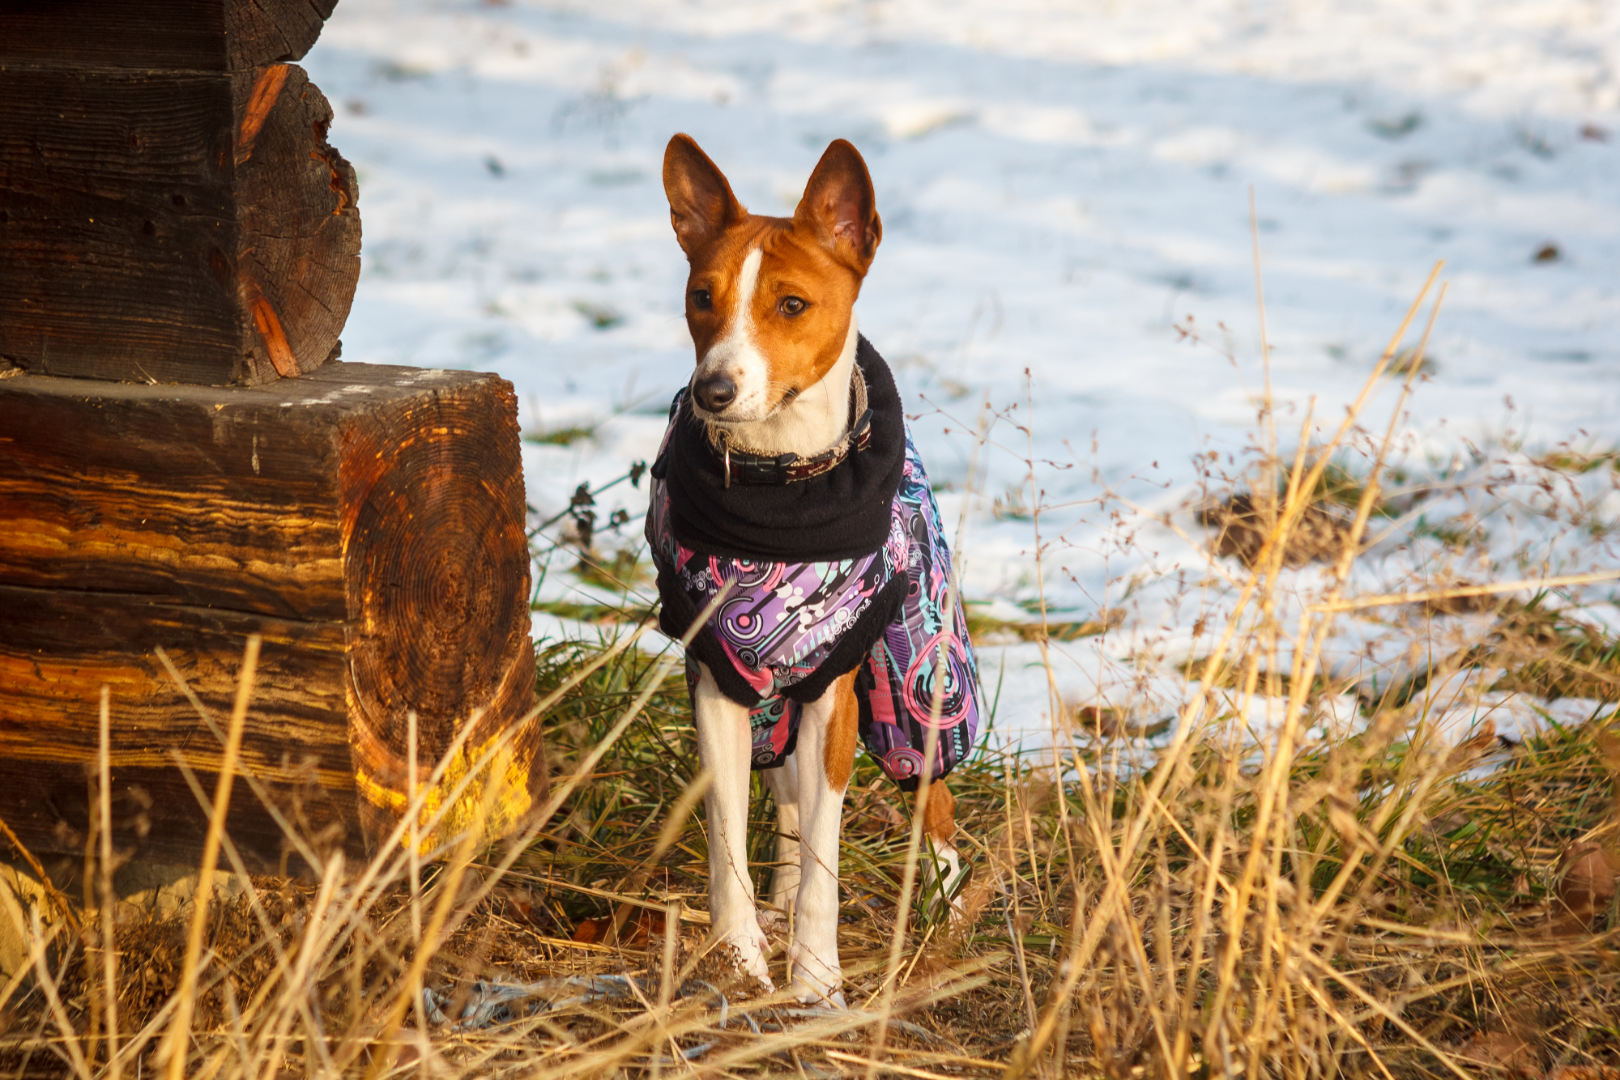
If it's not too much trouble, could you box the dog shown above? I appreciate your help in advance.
[644,133,983,1006]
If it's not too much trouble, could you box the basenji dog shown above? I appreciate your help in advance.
[645,133,983,1007]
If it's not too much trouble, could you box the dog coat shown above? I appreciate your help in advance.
[646,344,981,790]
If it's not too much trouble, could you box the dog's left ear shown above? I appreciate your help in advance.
[795,140,882,275]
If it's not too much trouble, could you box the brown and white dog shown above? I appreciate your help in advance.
[659,134,965,1006]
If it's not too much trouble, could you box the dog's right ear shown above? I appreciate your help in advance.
[663,134,745,256]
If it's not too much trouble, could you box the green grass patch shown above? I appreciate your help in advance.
[524,423,597,447]
[964,602,1121,643]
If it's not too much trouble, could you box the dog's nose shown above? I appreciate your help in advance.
[693,375,737,413]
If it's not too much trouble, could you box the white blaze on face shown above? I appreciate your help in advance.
[694,246,771,421]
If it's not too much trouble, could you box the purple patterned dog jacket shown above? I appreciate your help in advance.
[646,390,981,790]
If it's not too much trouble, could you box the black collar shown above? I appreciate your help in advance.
[655,336,906,563]
[700,363,873,487]
[707,409,873,486]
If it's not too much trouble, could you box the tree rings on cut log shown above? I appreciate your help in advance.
[339,372,544,853]
[0,62,359,385]
[234,64,361,383]
[225,0,340,71]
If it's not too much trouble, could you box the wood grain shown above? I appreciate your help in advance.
[235,64,361,382]
[0,0,339,72]
[0,63,359,385]
[0,363,542,871]
[338,374,544,848]
[0,585,360,876]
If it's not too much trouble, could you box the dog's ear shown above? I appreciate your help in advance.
[663,134,745,256]
[795,139,882,275]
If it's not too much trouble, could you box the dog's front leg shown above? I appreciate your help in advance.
[919,782,969,920]
[761,754,802,915]
[784,670,859,1007]
[693,663,774,988]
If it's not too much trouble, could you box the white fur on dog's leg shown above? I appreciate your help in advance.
[783,688,848,1007]
[925,838,968,922]
[693,663,774,989]
[761,754,802,914]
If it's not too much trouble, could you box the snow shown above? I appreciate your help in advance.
[301,0,1620,744]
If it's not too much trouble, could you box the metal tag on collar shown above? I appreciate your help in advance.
[720,430,731,489]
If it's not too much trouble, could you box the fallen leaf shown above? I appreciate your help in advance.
[1547,1067,1620,1080]
[1448,719,1500,765]
[1458,1031,1540,1077]
[572,909,667,947]
[1553,842,1620,931]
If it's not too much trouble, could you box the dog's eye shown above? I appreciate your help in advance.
[690,289,712,311]
[779,296,808,317]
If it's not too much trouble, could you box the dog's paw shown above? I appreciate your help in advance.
[722,928,775,990]
[791,979,847,1009]
[787,943,844,1008]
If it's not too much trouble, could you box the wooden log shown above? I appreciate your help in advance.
[0,0,338,73]
[0,363,544,874]
[0,62,360,385]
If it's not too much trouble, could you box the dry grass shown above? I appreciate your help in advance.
[3,265,1620,1079]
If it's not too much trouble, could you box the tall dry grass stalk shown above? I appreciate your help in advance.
[96,686,119,1080]
[2,266,1618,1079]
[158,634,259,1079]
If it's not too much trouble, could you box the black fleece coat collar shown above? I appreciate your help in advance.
[661,336,906,563]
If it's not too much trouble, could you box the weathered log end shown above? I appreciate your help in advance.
[235,63,361,383]
[0,364,542,874]
[227,0,342,70]
[338,369,546,854]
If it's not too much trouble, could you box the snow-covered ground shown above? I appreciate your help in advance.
[302,0,1620,743]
